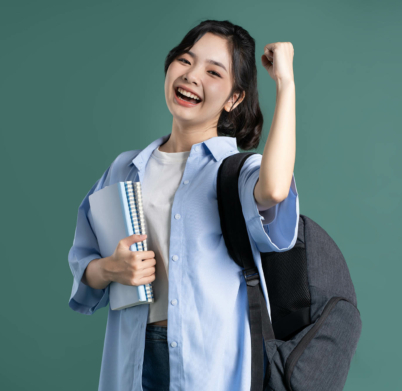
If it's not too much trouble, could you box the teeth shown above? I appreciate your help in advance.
[177,87,201,101]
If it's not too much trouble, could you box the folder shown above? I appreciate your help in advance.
[88,181,154,310]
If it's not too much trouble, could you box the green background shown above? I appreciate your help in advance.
[1,0,400,389]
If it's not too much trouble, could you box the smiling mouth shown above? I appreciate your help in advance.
[174,87,202,104]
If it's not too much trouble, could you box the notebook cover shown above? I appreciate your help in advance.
[88,182,149,310]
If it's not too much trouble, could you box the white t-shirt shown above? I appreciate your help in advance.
[141,145,276,324]
[141,145,190,324]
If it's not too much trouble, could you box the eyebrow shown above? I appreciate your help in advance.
[186,50,228,73]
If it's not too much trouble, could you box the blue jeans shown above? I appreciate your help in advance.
[142,325,170,391]
[141,324,269,390]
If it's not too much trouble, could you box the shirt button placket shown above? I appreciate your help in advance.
[171,214,181,358]
[170,298,178,349]
[169,180,184,388]
[169,146,200,390]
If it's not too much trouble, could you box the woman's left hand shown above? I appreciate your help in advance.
[261,42,294,84]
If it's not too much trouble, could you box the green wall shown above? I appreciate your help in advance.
[1,0,400,389]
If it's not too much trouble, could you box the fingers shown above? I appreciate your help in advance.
[133,250,155,260]
[139,258,157,269]
[121,234,147,247]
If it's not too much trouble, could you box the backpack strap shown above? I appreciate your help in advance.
[217,152,276,391]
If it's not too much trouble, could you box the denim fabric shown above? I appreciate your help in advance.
[142,326,267,390]
[142,325,170,391]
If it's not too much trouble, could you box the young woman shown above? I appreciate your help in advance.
[68,20,298,391]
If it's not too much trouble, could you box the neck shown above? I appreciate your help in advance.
[160,128,218,153]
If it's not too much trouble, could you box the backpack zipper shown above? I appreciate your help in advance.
[283,296,356,391]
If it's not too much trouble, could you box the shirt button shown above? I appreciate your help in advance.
[172,255,179,261]
[174,214,181,220]
[195,146,200,152]
[171,299,177,305]
[138,364,141,370]
[170,341,177,348]
[184,180,189,185]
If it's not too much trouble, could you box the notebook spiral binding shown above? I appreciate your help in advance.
[125,181,154,303]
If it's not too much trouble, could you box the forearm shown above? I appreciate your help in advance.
[81,256,112,290]
[255,80,296,205]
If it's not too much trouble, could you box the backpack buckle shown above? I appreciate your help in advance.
[243,267,260,287]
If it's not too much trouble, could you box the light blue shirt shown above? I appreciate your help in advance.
[68,132,299,391]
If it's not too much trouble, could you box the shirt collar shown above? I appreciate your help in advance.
[129,132,238,171]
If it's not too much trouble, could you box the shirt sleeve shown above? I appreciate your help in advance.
[238,153,299,253]
[68,165,112,315]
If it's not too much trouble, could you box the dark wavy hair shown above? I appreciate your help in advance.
[164,20,264,151]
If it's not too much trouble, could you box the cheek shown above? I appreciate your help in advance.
[165,65,178,88]
[167,62,182,80]
[164,78,169,95]
[205,84,230,107]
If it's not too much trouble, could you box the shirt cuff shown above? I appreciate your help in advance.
[239,157,299,253]
[68,253,110,315]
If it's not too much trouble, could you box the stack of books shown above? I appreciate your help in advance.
[88,181,154,310]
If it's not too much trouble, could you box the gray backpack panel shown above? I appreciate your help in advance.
[263,216,362,391]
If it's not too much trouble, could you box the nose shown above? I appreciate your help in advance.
[183,72,199,86]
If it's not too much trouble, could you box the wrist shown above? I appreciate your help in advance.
[99,256,113,284]
[276,78,295,92]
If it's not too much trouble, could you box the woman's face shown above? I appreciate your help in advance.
[165,32,244,128]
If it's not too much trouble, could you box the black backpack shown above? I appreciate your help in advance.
[217,152,362,391]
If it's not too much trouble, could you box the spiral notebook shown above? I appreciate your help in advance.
[88,181,154,310]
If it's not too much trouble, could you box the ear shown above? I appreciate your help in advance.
[224,91,246,112]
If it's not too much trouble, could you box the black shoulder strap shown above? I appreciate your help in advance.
[217,152,276,391]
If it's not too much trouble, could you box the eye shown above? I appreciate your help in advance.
[177,58,221,78]
[208,70,221,77]
[178,58,190,64]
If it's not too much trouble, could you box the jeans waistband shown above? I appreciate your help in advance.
[146,324,168,337]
